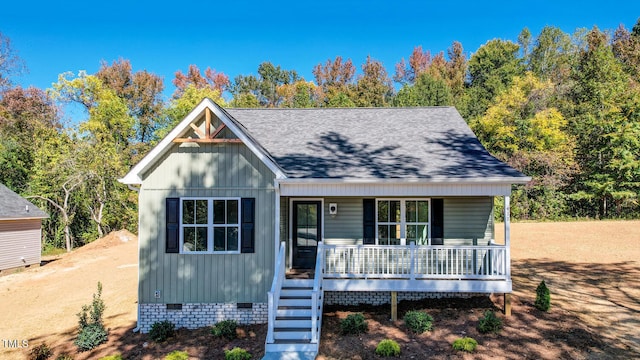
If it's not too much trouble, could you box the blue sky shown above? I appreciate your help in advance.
[3,0,640,104]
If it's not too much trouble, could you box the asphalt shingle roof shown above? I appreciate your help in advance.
[226,107,527,180]
[0,183,48,220]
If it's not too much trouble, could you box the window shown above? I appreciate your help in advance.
[181,198,240,253]
[376,199,430,245]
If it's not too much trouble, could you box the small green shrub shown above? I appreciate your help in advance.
[224,347,252,360]
[211,319,238,340]
[149,320,176,342]
[403,310,433,333]
[477,310,502,334]
[28,343,52,360]
[340,313,368,335]
[99,355,123,360]
[375,339,401,357]
[164,350,189,360]
[535,280,551,311]
[55,354,74,360]
[452,337,478,352]
[75,282,108,351]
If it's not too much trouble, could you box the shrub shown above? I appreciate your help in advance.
[224,347,252,360]
[164,350,189,360]
[211,320,238,340]
[99,355,123,360]
[28,343,52,360]
[149,320,176,342]
[340,313,368,335]
[75,282,108,351]
[75,323,109,352]
[375,339,401,357]
[452,337,478,352]
[55,355,74,360]
[535,280,551,311]
[403,310,433,333]
[477,310,502,334]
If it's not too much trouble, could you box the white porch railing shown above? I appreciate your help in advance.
[323,244,507,280]
[311,242,324,344]
[266,241,286,344]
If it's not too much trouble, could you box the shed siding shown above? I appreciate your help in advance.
[0,219,42,270]
[443,197,494,245]
[139,142,275,304]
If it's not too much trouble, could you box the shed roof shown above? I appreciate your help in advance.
[0,183,48,220]
[226,107,528,181]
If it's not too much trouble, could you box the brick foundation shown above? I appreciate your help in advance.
[138,302,268,333]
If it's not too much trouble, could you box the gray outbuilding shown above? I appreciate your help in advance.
[0,183,48,272]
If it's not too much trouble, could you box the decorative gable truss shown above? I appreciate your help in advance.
[173,108,243,144]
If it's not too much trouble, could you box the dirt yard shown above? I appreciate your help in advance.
[0,221,638,359]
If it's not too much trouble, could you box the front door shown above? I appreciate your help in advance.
[292,201,321,269]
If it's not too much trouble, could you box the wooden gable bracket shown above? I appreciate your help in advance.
[173,108,243,143]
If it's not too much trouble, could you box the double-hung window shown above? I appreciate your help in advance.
[181,198,240,253]
[376,199,430,245]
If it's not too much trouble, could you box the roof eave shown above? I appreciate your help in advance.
[277,176,532,185]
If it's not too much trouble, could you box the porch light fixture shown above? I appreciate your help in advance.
[329,203,338,216]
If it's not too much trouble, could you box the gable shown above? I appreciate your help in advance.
[119,99,285,185]
[0,184,48,220]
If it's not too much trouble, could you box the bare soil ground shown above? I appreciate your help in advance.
[0,221,638,359]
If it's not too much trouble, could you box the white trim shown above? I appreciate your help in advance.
[279,182,516,197]
[118,98,286,185]
[323,279,512,293]
[274,180,281,263]
[179,197,241,254]
[288,198,324,269]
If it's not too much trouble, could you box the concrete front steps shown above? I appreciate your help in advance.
[263,279,318,359]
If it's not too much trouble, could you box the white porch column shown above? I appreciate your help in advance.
[504,195,511,277]
[504,195,512,316]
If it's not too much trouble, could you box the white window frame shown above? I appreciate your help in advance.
[179,197,241,254]
[375,198,431,246]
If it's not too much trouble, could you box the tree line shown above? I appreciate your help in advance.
[1,21,639,251]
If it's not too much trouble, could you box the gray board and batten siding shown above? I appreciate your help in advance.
[138,141,276,304]
[280,196,494,246]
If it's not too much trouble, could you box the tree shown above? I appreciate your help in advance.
[393,72,453,107]
[0,32,25,91]
[313,56,356,106]
[569,27,640,217]
[354,56,393,107]
[277,80,321,108]
[466,39,524,118]
[231,62,299,107]
[173,64,229,98]
[472,73,576,218]
[97,59,165,145]
[612,20,640,82]
[529,26,574,84]
[394,46,431,85]
[0,86,60,192]
[445,41,467,100]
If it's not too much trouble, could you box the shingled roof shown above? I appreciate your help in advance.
[0,183,48,220]
[226,107,528,181]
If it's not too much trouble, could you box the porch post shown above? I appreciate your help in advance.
[504,195,512,316]
[390,291,398,321]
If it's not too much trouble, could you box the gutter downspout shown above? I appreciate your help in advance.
[127,183,142,333]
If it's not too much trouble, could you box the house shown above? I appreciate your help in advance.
[0,183,48,272]
[119,99,530,356]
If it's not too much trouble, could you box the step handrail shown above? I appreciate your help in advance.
[266,241,286,344]
[311,241,324,344]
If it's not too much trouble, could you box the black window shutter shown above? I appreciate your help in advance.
[241,198,255,253]
[166,198,180,253]
[363,199,376,245]
[431,198,444,243]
